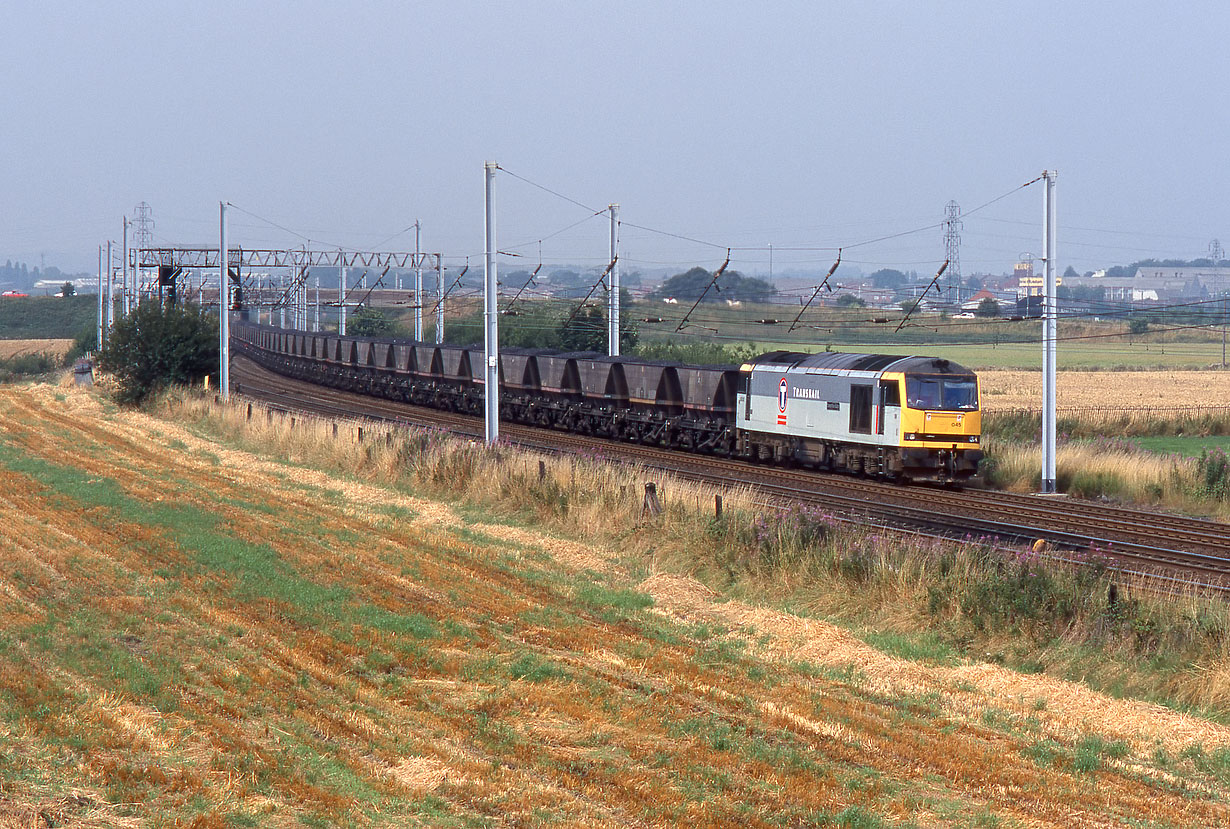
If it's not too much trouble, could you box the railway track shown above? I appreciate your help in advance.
[230,354,1230,591]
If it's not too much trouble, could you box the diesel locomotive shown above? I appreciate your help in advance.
[231,321,983,484]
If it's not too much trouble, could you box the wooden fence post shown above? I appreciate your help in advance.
[642,482,663,518]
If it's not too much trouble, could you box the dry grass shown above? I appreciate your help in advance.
[0,339,73,360]
[0,382,1228,826]
[983,437,1204,503]
[168,389,1230,707]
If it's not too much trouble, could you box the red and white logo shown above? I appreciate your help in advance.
[777,378,788,424]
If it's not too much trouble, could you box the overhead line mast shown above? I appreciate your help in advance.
[484,162,499,445]
[1040,171,1058,495]
[608,204,620,356]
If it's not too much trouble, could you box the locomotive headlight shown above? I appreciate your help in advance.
[968,436,979,443]
[904,433,917,441]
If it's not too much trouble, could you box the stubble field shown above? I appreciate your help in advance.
[0,382,1228,826]
[0,339,73,360]
[979,369,1230,412]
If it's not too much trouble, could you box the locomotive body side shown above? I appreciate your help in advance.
[735,351,982,483]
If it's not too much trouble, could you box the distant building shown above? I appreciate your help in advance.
[960,289,1001,311]
[1062,269,1206,302]
[1132,265,1230,296]
[1014,260,1062,297]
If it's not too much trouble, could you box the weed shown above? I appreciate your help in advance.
[1197,448,1230,499]
[1022,739,1066,769]
[1072,734,1130,773]
[574,583,653,621]
[508,652,565,683]
[858,630,956,666]
[830,805,884,828]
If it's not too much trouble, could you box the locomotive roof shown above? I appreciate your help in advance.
[749,350,974,376]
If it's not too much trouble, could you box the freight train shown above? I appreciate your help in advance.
[231,321,983,484]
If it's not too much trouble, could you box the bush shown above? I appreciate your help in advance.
[66,325,98,362]
[98,303,219,405]
[348,306,392,337]
[0,352,60,383]
[632,340,758,366]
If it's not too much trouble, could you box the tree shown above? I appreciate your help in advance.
[60,281,76,297]
[556,297,638,353]
[1062,265,1078,279]
[650,267,777,303]
[869,268,908,289]
[834,293,865,308]
[558,307,606,352]
[548,270,589,298]
[975,297,1000,317]
[349,306,392,337]
[98,303,219,405]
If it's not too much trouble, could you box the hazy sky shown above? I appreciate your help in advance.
[5,1,1229,279]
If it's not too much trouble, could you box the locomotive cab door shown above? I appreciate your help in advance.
[849,384,873,434]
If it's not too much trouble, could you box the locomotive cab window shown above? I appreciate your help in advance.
[944,379,978,410]
[906,375,978,411]
[882,381,900,407]
[849,384,873,434]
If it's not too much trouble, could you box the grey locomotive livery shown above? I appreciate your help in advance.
[736,350,981,480]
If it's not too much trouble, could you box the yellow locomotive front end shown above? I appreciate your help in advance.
[884,368,983,482]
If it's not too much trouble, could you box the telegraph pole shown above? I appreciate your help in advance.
[484,162,499,445]
[414,220,423,341]
[219,202,230,401]
[435,255,444,344]
[1040,172,1057,495]
[608,203,620,356]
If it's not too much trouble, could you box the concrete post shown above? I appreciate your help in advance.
[608,203,620,356]
[105,240,114,332]
[484,162,499,445]
[97,245,104,350]
[1041,171,1057,494]
[415,220,423,341]
[435,255,444,344]
[220,202,230,402]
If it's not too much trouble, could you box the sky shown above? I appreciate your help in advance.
[4,1,1229,280]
